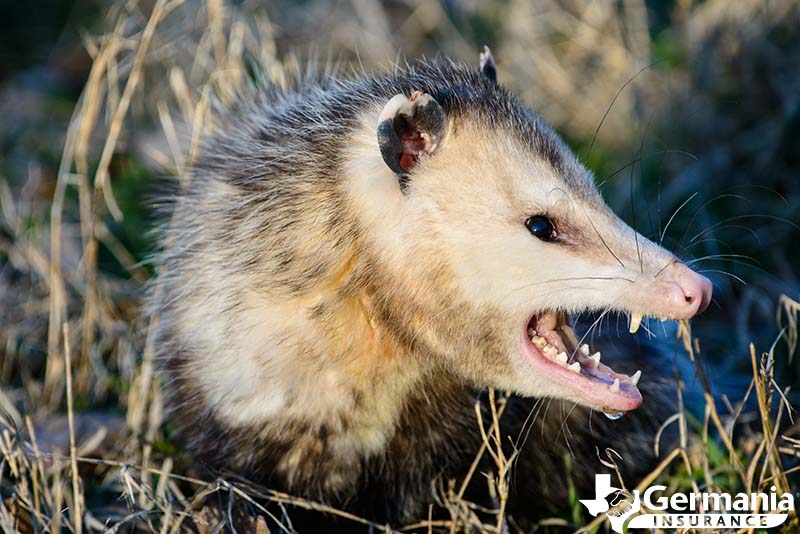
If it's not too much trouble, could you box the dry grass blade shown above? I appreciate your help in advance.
[63,323,83,534]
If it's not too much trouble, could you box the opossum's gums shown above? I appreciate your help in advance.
[524,312,642,414]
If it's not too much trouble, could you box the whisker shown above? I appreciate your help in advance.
[728,183,789,204]
[636,109,660,250]
[514,397,545,451]
[677,193,750,246]
[696,269,746,285]
[585,209,625,268]
[587,61,662,153]
[629,140,643,273]
[653,257,676,279]
[685,253,757,266]
[640,320,655,338]
[692,257,777,281]
[659,192,699,244]
[689,214,800,244]
[555,401,581,459]
[512,398,547,482]
[597,149,699,189]
[569,310,610,362]
[675,225,762,258]
[679,236,737,253]
[509,276,635,294]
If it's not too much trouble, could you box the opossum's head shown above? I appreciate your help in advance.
[347,51,711,415]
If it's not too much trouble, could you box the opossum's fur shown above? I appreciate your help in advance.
[150,59,681,528]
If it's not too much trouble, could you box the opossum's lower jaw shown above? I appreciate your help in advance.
[510,265,712,414]
[521,312,642,414]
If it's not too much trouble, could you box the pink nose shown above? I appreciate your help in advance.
[665,263,713,318]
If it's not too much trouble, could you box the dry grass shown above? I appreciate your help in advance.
[0,0,798,532]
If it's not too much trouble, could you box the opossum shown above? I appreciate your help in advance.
[149,48,712,529]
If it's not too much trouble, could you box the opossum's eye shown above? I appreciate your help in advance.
[525,215,556,242]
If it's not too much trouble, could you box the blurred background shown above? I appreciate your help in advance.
[0,0,798,531]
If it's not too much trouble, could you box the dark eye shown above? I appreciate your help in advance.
[525,215,557,242]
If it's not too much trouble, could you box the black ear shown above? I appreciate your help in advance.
[479,45,497,83]
[377,91,446,192]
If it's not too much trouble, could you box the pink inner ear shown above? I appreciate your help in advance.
[399,131,427,172]
[399,152,418,172]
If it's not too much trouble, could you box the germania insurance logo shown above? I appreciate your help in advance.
[579,474,796,532]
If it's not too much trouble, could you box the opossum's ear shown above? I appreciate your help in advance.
[377,91,446,192]
[479,46,497,83]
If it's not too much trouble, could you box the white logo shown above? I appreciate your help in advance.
[579,474,796,532]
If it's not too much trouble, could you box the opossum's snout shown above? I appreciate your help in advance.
[623,261,713,334]
[662,262,713,317]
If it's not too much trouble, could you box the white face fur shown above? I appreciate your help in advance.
[348,100,712,414]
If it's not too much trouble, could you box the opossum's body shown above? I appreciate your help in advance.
[150,54,711,528]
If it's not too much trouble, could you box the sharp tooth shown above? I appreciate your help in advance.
[580,344,590,355]
[533,336,547,348]
[555,352,568,365]
[610,378,620,393]
[588,352,601,368]
[568,362,580,373]
[628,370,641,386]
[629,313,643,334]
[543,345,558,357]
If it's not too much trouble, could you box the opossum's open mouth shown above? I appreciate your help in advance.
[523,312,642,414]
